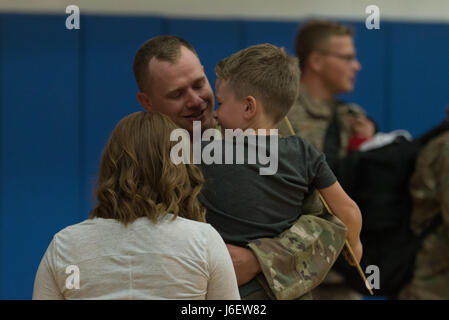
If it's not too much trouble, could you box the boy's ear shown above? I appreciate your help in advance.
[243,96,257,120]
[137,92,153,111]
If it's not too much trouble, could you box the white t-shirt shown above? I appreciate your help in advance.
[32,214,240,300]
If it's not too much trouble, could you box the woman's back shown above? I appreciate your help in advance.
[33,215,239,300]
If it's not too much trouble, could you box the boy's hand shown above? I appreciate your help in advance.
[226,244,261,286]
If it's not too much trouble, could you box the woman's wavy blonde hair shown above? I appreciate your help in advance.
[90,111,206,224]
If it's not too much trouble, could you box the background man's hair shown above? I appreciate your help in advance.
[216,43,300,124]
[133,35,198,92]
[295,20,353,71]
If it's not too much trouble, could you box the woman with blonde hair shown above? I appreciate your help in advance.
[33,111,239,300]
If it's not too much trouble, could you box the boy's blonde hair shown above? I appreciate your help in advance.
[215,44,300,124]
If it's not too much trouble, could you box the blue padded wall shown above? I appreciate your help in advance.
[0,13,448,299]
[388,22,449,137]
[0,14,81,299]
[243,20,299,55]
[81,15,162,218]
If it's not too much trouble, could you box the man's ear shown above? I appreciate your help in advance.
[308,51,324,72]
[243,96,257,120]
[137,92,152,111]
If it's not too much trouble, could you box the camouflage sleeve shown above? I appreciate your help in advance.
[247,190,347,300]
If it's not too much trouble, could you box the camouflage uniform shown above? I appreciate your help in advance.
[399,131,449,299]
[248,190,347,300]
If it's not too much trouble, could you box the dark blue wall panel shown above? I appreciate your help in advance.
[0,14,80,299]
[81,16,162,215]
[388,22,449,137]
[243,20,299,55]
[0,13,448,299]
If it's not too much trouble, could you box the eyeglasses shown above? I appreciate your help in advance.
[319,50,358,63]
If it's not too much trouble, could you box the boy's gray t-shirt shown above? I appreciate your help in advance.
[198,135,336,246]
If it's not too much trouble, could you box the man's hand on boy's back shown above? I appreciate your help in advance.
[226,244,262,286]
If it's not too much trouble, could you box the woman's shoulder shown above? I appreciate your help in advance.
[50,218,114,245]
[54,215,214,236]
[166,215,219,237]
[54,218,99,236]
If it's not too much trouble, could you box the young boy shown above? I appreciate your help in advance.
[198,44,363,296]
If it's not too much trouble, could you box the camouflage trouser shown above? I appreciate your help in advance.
[248,190,347,300]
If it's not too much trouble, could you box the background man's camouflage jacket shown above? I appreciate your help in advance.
[399,131,449,299]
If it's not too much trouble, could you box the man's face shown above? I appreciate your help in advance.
[214,79,247,131]
[317,35,362,94]
[140,46,215,132]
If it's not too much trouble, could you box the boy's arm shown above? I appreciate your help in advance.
[318,181,363,264]
[229,190,347,299]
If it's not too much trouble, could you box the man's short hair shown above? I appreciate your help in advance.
[295,20,353,71]
[215,44,300,125]
[133,35,198,92]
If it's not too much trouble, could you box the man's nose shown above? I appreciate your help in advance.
[185,89,203,108]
